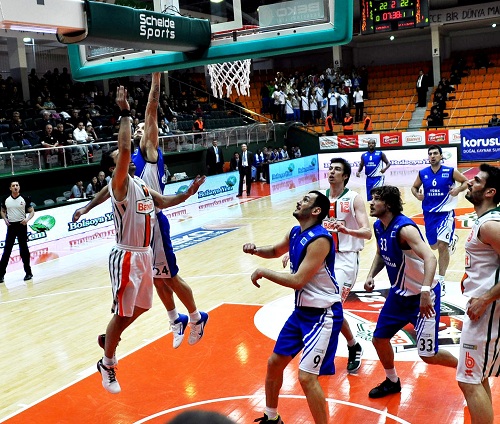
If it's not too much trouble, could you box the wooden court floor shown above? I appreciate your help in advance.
[0,166,498,423]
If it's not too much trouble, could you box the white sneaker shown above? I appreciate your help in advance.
[188,312,209,345]
[171,314,188,349]
[449,234,459,255]
[97,359,121,394]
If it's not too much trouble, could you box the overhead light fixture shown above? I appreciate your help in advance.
[389,35,395,41]
[23,37,33,43]
[493,23,497,28]
[210,0,224,3]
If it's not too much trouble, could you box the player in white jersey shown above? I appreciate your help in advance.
[456,164,500,424]
[411,145,468,295]
[75,74,208,349]
[322,158,371,373]
[95,87,204,394]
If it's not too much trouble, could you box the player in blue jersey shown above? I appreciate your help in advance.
[356,140,391,201]
[411,145,467,296]
[364,185,457,399]
[244,191,342,424]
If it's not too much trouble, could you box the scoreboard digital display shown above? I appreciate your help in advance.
[360,0,429,34]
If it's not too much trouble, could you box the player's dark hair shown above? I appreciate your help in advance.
[101,146,118,173]
[329,157,351,186]
[427,145,442,155]
[309,190,330,222]
[480,163,500,205]
[371,185,404,213]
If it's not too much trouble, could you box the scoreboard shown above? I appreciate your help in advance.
[360,0,429,34]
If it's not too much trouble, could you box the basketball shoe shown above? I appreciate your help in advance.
[97,359,121,394]
[254,413,284,423]
[347,342,363,373]
[188,312,209,345]
[171,314,189,348]
[368,377,401,398]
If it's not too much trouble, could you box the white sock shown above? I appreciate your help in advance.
[347,338,356,347]
[437,275,445,283]
[189,310,201,323]
[265,407,278,420]
[103,355,116,367]
[385,368,398,383]
[167,308,179,324]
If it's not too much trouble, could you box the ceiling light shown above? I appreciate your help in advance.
[23,37,33,43]
[210,0,224,3]
[493,23,497,28]
[389,35,395,41]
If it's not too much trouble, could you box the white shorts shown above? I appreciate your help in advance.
[457,300,500,384]
[335,251,360,303]
[108,245,154,317]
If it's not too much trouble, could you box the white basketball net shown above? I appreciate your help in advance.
[207,59,251,99]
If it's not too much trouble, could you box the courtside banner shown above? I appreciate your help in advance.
[268,155,319,184]
[380,132,403,147]
[164,171,239,204]
[319,135,338,150]
[426,130,449,144]
[358,133,381,148]
[461,127,500,161]
[337,135,359,148]
[318,146,458,184]
[402,131,426,146]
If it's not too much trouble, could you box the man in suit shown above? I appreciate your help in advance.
[237,144,253,197]
[416,69,429,107]
[206,140,224,175]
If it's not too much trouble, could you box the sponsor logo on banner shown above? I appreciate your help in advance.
[411,207,475,230]
[380,132,402,147]
[268,155,319,184]
[402,131,425,146]
[319,136,338,149]
[427,131,448,144]
[461,127,500,161]
[338,135,359,148]
[171,227,237,251]
[358,134,380,148]
[448,129,461,144]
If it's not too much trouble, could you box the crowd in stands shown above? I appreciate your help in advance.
[259,66,369,126]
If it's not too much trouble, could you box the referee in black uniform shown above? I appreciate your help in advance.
[0,181,34,283]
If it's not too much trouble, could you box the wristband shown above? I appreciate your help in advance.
[120,109,130,117]
[420,286,431,293]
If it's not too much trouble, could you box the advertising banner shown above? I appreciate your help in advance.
[380,132,403,147]
[268,155,319,184]
[426,130,449,144]
[402,131,426,147]
[318,146,458,189]
[0,200,114,250]
[319,135,338,150]
[460,127,500,161]
[358,133,381,148]
[337,135,359,149]
[164,171,239,204]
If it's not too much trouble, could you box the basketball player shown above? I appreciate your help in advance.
[356,139,391,201]
[457,164,500,424]
[244,191,343,424]
[282,158,371,373]
[96,86,204,394]
[75,73,209,349]
[411,145,468,295]
[365,185,457,399]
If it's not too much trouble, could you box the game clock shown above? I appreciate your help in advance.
[360,0,429,34]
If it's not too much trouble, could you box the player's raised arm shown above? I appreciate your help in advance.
[112,86,132,201]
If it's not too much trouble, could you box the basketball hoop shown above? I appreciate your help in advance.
[207,59,251,99]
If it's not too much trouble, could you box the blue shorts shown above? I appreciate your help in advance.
[366,176,385,201]
[374,286,441,357]
[423,210,455,246]
[274,303,343,375]
[151,211,179,278]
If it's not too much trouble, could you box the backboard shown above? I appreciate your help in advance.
[66,0,352,81]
